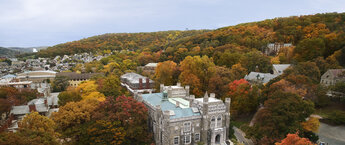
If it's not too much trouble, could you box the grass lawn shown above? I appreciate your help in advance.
[315,102,345,118]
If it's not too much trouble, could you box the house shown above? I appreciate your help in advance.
[272,64,291,75]
[320,69,345,86]
[135,83,231,145]
[8,93,60,132]
[245,72,278,84]
[137,63,158,74]
[120,72,154,94]
[56,72,104,87]
[265,43,292,55]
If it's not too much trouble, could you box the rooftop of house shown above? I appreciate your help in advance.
[11,104,48,115]
[323,69,345,78]
[145,63,158,67]
[1,74,16,79]
[245,72,278,84]
[121,72,154,84]
[141,93,200,119]
[273,64,291,74]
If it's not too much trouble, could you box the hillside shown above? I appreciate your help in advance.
[0,47,21,58]
[37,30,209,57]
[37,13,345,66]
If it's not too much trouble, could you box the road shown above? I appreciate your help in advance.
[233,126,254,145]
[317,123,345,145]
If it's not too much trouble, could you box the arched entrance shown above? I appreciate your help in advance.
[215,134,221,144]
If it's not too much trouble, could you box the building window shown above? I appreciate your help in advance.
[183,122,191,132]
[195,133,200,142]
[211,116,216,128]
[174,136,179,145]
[217,115,222,128]
[184,135,191,144]
[211,116,215,121]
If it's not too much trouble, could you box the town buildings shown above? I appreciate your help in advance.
[136,83,230,145]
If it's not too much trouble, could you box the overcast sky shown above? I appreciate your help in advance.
[0,0,344,47]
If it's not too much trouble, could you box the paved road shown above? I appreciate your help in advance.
[317,123,345,145]
[233,126,254,145]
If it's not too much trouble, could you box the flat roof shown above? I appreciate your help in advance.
[141,93,200,119]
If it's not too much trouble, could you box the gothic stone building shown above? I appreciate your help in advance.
[136,83,230,145]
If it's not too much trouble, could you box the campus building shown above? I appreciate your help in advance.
[135,83,231,145]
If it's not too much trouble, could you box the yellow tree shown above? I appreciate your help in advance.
[179,55,215,96]
[0,112,60,145]
[154,61,178,87]
[301,117,320,133]
[52,99,99,142]
[77,81,106,101]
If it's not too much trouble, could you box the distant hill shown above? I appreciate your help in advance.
[0,47,21,58]
[37,12,345,64]
[8,46,49,53]
[36,30,209,57]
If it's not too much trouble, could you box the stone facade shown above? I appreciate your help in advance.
[320,69,345,86]
[136,83,230,145]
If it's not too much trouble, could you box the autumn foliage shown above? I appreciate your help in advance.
[275,133,314,145]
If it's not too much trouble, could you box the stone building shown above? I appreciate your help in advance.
[17,70,56,88]
[136,83,230,145]
[320,69,345,86]
[56,72,104,87]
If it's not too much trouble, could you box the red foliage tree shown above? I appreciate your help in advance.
[275,133,314,145]
[94,96,153,144]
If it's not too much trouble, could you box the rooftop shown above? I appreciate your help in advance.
[145,63,158,67]
[121,72,154,84]
[245,72,278,84]
[141,93,200,119]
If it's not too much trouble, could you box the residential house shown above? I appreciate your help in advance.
[320,69,345,86]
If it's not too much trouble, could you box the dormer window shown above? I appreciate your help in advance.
[183,122,191,132]
[211,116,215,122]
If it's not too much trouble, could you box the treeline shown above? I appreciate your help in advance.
[37,30,209,57]
[37,13,345,67]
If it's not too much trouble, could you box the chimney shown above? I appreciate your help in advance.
[139,78,143,89]
[210,93,215,98]
[167,87,173,98]
[185,85,190,96]
[189,95,195,107]
[29,104,36,112]
[203,92,209,103]
[177,82,181,87]
[225,98,231,113]
[160,84,164,92]
[146,78,150,89]
[162,91,168,101]
[44,99,48,107]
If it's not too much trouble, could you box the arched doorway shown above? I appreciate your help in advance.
[215,134,221,144]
